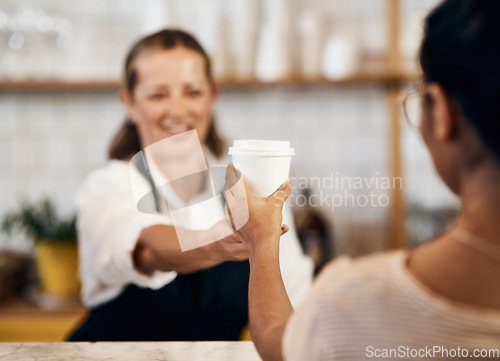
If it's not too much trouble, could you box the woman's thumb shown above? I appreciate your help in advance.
[271,179,293,205]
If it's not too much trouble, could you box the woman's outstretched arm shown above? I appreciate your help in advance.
[224,163,294,361]
[134,220,249,274]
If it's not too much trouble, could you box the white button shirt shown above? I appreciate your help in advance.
[76,152,313,309]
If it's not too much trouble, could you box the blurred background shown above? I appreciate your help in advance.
[0,0,459,341]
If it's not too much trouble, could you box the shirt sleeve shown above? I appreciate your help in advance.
[278,204,315,308]
[76,161,177,307]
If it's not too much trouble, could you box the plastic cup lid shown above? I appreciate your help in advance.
[228,139,294,156]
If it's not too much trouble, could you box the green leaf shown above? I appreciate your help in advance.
[1,198,77,244]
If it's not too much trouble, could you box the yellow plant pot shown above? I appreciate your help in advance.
[34,240,80,299]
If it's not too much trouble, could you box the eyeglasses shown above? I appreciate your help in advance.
[401,86,422,131]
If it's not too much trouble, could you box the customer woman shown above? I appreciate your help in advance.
[224,0,500,359]
[69,29,313,341]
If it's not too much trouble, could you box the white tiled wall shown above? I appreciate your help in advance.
[0,85,447,256]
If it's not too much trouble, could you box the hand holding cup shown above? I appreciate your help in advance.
[223,163,292,254]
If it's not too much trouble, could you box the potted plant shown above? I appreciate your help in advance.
[1,199,80,299]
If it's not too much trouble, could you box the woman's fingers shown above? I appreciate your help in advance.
[281,224,289,235]
[224,204,236,232]
[270,179,293,207]
[224,163,241,190]
[224,163,250,231]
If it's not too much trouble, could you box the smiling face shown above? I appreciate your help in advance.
[121,47,217,150]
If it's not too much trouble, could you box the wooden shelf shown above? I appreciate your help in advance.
[218,73,419,88]
[0,73,419,92]
[0,80,122,92]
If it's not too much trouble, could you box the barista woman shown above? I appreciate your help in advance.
[69,29,313,341]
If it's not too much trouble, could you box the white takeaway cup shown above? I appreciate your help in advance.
[228,139,294,197]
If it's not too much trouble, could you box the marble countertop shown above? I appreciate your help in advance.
[0,341,262,361]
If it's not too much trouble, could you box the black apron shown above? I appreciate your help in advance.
[69,261,250,341]
[69,154,250,341]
